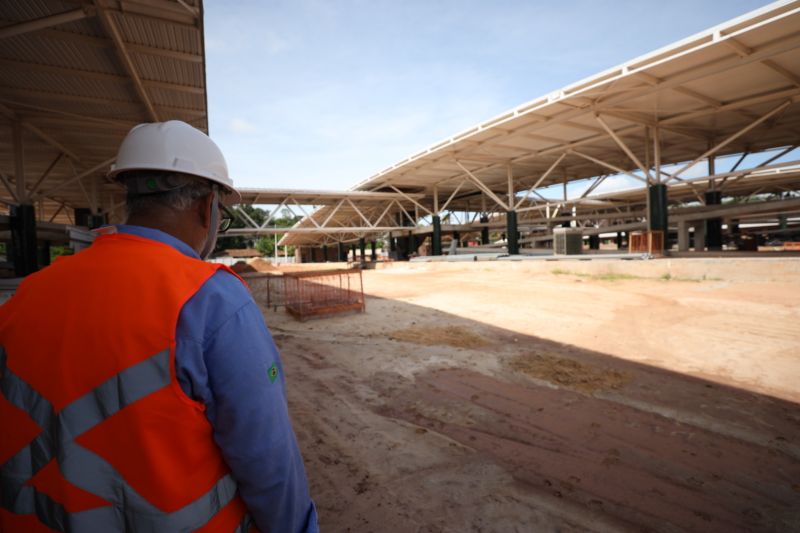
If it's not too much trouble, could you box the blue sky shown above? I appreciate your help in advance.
[204,0,772,195]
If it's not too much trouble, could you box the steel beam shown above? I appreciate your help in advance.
[0,8,93,40]
[387,185,432,215]
[569,149,647,183]
[94,0,159,121]
[595,115,653,181]
[454,160,510,210]
[12,120,26,203]
[666,99,793,183]
[0,171,18,203]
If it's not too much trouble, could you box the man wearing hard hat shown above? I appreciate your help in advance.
[0,121,318,532]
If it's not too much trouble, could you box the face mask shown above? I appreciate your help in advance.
[199,189,220,260]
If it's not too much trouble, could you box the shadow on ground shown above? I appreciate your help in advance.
[261,294,800,533]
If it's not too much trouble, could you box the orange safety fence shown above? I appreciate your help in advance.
[283,268,365,321]
[240,272,286,310]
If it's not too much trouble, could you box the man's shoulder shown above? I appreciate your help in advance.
[179,268,258,342]
[197,268,254,311]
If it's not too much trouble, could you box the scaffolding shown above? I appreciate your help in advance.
[283,268,365,321]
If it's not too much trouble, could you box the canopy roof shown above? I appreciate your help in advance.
[283,0,800,245]
[2,1,798,248]
[357,0,800,196]
[0,0,206,223]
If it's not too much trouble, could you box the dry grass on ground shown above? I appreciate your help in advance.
[264,259,800,532]
[509,353,630,393]
[388,325,490,349]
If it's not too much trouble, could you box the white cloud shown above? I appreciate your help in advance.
[228,118,258,134]
[205,0,769,191]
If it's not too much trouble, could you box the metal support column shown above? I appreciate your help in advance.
[677,220,689,252]
[370,241,376,261]
[399,213,413,260]
[648,184,668,233]
[358,237,366,262]
[730,219,741,244]
[38,240,51,268]
[705,191,722,250]
[89,213,106,229]
[506,211,519,255]
[480,215,489,245]
[452,231,460,248]
[394,214,407,260]
[648,184,668,252]
[616,232,623,250]
[74,208,91,228]
[322,245,329,262]
[11,204,38,276]
[693,223,705,251]
[431,215,442,255]
[338,241,346,262]
[588,234,600,250]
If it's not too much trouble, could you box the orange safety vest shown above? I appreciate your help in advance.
[0,232,255,532]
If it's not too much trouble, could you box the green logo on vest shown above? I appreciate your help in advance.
[268,363,279,383]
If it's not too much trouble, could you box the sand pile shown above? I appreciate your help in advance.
[230,261,256,273]
[279,263,347,273]
[388,325,489,349]
[509,353,630,393]
[247,257,281,273]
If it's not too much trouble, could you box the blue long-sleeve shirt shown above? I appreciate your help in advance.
[115,225,318,533]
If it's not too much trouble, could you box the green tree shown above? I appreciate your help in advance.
[256,216,300,258]
[50,245,73,262]
[255,236,274,256]
[215,211,300,257]
[214,204,267,253]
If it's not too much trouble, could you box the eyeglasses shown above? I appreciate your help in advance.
[218,205,234,233]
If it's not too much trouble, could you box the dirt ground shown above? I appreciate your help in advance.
[258,259,800,532]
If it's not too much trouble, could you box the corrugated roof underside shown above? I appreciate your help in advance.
[0,0,207,224]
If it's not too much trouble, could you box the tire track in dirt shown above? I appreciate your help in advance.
[378,368,800,533]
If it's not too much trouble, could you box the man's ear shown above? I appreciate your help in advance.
[196,192,214,229]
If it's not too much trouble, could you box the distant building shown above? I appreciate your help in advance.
[223,248,261,259]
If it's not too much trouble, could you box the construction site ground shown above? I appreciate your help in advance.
[257,258,800,533]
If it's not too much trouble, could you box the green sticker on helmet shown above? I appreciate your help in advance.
[146,178,157,190]
[268,363,279,383]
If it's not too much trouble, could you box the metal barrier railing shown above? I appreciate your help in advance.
[240,272,286,310]
[283,268,365,321]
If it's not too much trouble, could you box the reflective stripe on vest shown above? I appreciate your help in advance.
[0,233,253,532]
[0,345,246,532]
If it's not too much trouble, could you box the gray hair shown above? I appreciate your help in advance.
[118,170,214,218]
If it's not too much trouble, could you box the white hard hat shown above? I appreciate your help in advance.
[108,120,241,204]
